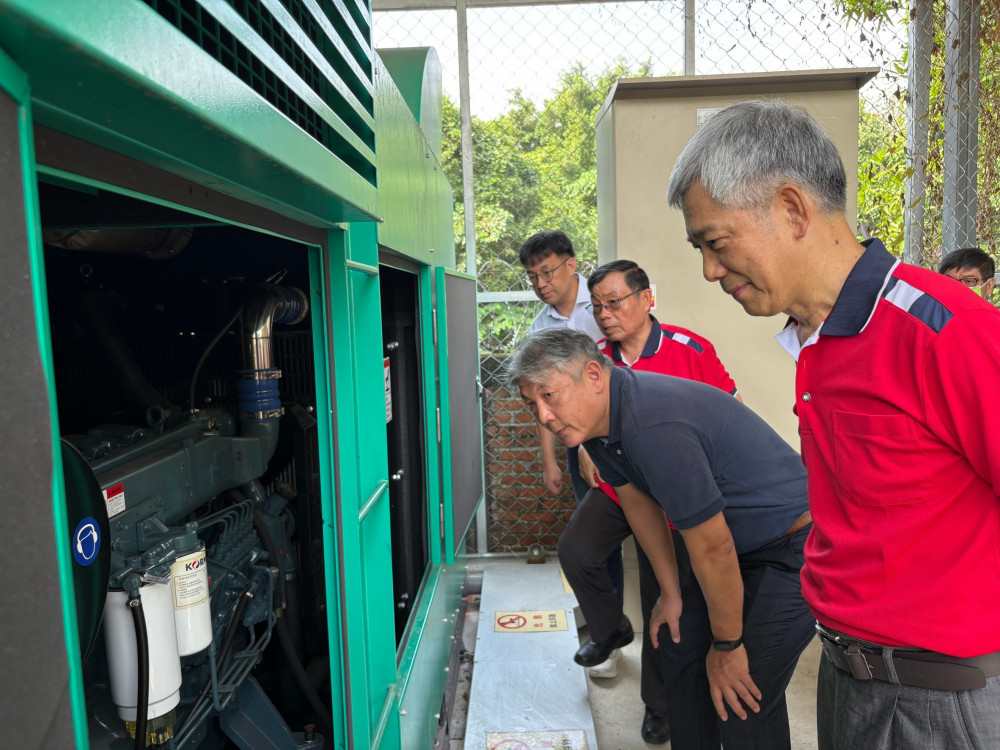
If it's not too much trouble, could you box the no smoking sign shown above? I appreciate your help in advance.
[493,610,568,633]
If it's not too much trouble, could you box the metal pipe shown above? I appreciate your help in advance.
[237,284,309,462]
[684,0,695,76]
[456,0,478,277]
[943,0,979,253]
[240,284,308,374]
[904,0,932,265]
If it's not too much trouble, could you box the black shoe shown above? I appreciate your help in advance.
[641,706,670,745]
[573,620,634,667]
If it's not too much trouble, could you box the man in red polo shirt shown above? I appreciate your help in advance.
[668,99,1000,749]
[559,259,738,744]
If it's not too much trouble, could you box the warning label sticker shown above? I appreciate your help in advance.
[494,610,568,633]
[486,730,588,750]
[103,483,126,517]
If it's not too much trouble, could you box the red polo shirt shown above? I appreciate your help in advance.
[593,317,737,502]
[776,239,1000,657]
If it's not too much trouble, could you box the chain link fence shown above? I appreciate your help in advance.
[373,0,1000,551]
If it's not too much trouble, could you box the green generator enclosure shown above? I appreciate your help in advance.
[0,1,484,749]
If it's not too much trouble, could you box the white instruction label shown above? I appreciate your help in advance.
[487,730,588,749]
[171,549,210,609]
[384,357,393,423]
[103,483,126,517]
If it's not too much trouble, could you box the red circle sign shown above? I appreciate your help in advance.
[497,614,527,629]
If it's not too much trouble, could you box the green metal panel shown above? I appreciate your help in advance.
[309,243,351,749]
[395,564,463,750]
[378,47,443,162]
[0,0,380,225]
[326,223,401,747]
[419,266,444,566]
[0,45,89,749]
[434,267,457,563]
[374,54,454,268]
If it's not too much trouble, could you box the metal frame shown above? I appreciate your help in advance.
[0,45,89,750]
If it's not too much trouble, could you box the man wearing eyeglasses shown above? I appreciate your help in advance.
[560,259,741,744]
[939,246,996,301]
[519,231,604,502]
[517,231,631,681]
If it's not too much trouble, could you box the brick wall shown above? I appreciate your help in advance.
[480,356,576,552]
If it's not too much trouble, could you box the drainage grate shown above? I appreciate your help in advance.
[142,0,376,184]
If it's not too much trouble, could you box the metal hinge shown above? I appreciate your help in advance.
[436,407,441,444]
[432,308,438,347]
[439,503,445,540]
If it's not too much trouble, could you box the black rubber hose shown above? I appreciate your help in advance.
[128,595,149,750]
[188,304,244,412]
[253,512,335,735]
[218,590,254,667]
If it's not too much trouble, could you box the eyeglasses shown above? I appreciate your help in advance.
[591,289,643,314]
[956,275,987,288]
[526,257,570,285]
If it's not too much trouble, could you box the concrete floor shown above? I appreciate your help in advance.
[452,544,823,749]
[583,537,821,749]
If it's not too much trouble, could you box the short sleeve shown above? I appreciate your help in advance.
[923,310,1000,495]
[691,336,738,395]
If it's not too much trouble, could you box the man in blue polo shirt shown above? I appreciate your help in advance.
[506,328,815,750]
[668,99,1000,749]
[562,259,740,744]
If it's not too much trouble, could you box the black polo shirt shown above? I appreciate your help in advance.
[584,367,809,553]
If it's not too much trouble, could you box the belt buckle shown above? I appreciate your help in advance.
[845,643,874,681]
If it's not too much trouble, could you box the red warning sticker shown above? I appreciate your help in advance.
[103,483,126,517]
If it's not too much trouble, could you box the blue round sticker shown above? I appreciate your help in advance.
[72,517,101,566]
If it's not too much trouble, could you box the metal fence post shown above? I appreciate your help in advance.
[904,0,932,266]
[943,0,980,254]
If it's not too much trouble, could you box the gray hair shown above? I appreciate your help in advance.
[503,328,612,389]
[666,99,846,215]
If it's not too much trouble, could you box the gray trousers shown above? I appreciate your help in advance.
[818,656,1000,749]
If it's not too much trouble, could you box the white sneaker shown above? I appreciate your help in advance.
[587,648,622,679]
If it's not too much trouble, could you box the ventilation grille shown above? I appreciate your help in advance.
[143,0,376,185]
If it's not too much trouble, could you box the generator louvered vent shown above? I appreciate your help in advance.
[143,0,376,186]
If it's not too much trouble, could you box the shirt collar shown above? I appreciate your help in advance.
[544,272,592,320]
[610,315,661,363]
[775,239,898,361]
[820,238,899,337]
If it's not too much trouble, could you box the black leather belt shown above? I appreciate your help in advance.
[817,624,1000,691]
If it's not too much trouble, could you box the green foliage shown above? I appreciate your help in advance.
[854,0,1000,268]
[830,0,901,28]
[857,99,908,254]
[443,58,654,295]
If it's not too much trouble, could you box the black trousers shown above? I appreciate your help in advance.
[558,487,678,712]
[659,525,815,750]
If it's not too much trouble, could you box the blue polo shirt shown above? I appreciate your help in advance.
[584,367,808,554]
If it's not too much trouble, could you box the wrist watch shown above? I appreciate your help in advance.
[711,636,744,651]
